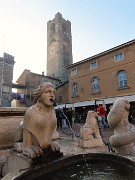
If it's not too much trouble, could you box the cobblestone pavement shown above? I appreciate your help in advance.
[57,123,113,142]
[56,123,114,156]
[56,123,135,158]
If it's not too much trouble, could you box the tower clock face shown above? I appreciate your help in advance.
[50,46,55,55]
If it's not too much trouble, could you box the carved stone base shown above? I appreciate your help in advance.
[78,138,104,148]
[2,150,32,177]
[2,149,63,177]
[113,142,135,156]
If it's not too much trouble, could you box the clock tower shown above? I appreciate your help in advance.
[46,12,73,83]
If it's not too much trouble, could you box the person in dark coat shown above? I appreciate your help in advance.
[56,108,63,129]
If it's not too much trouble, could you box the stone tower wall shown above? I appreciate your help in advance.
[0,53,15,107]
[47,12,73,83]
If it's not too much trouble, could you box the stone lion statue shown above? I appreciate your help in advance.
[79,111,103,148]
[107,98,135,155]
[14,82,61,159]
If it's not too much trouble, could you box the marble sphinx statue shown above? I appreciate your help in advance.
[107,98,135,156]
[79,111,104,148]
[14,82,61,159]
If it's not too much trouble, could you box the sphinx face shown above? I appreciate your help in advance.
[39,87,56,107]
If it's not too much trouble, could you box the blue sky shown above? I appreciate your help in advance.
[0,0,135,82]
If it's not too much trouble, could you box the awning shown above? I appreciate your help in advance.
[74,100,95,107]
[55,103,72,109]
[55,94,135,109]
[55,100,95,109]
[102,94,135,104]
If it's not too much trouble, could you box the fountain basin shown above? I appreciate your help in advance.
[3,153,135,180]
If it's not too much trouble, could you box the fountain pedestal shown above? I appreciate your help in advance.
[2,148,63,177]
[79,138,104,148]
[2,150,32,176]
[78,111,104,149]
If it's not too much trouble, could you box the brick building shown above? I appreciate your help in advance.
[15,69,60,106]
[55,81,69,105]
[55,39,135,122]
[64,39,135,109]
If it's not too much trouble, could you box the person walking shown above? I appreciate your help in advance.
[97,102,108,128]
[56,108,63,129]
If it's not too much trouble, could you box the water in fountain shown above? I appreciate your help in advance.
[52,99,76,139]
[33,159,135,180]
[60,108,76,139]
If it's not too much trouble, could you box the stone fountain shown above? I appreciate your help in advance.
[0,95,135,179]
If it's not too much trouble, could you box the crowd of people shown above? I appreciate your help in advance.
[55,101,110,130]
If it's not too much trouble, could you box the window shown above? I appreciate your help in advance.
[50,23,55,36]
[90,62,97,69]
[118,70,128,88]
[2,85,10,93]
[71,69,77,76]
[91,77,99,93]
[115,53,124,61]
[72,83,78,97]
[62,24,68,35]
